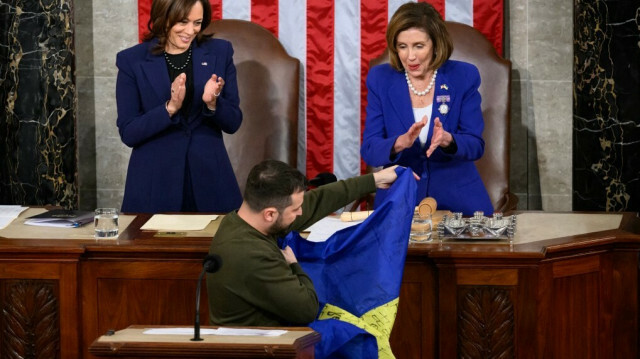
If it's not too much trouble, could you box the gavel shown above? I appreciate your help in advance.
[341,196,439,222]
[417,197,437,218]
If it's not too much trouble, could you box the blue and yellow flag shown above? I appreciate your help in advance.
[288,168,416,358]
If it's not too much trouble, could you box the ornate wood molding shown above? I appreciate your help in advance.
[458,286,515,358]
[1,280,60,358]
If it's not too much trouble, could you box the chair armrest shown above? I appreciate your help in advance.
[495,191,519,213]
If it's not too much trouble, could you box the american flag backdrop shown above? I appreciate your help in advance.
[137,0,504,180]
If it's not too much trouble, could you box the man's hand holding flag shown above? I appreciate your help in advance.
[287,167,417,358]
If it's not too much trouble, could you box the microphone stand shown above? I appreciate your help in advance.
[191,254,221,341]
[191,268,207,341]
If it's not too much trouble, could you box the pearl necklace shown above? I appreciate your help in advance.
[405,69,438,96]
[164,46,192,71]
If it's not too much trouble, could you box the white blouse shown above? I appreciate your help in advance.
[412,104,432,146]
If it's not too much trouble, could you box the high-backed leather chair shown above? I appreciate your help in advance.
[203,20,299,194]
[369,21,517,212]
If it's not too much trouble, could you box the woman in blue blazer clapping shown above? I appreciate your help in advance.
[361,2,492,216]
[116,0,242,213]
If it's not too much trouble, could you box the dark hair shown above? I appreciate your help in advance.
[143,0,213,54]
[244,160,309,213]
[386,2,453,72]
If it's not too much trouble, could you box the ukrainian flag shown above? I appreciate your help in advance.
[288,167,416,358]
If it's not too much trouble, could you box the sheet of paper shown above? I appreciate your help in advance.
[140,214,219,231]
[0,206,28,230]
[214,328,287,336]
[143,327,287,336]
[143,328,213,335]
[305,216,363,242]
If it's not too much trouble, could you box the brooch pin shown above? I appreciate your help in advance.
[436,95,450,115]
[440,84,448,90]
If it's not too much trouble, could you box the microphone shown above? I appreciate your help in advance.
[309,172,337,187]
[191,254,222,341]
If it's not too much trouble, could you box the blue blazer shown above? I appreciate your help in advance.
[116,38,243,213]
[361,61,492,216]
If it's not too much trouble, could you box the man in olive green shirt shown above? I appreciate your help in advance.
[206,160,403,326]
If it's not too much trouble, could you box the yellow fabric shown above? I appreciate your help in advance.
[318,298,399,359]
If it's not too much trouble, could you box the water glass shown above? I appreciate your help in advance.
[410,213,432,242]
[94,208,119,239]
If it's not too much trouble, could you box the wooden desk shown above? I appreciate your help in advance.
[89,325,319,358]
[1,211,639,358]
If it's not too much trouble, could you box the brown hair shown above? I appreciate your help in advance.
[244,160,309,213]
[143,0,213,54]
[386,2,453,72]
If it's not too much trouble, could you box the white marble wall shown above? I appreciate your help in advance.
[76,0,574,211]
[75,0,96,210]
[77,0,137,210]
[507,0,573,210]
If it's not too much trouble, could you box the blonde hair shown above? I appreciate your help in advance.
[386,2,453,72]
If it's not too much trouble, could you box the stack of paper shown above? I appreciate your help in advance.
[0,206,28,230]
[140,214,218,231]
[24,209,94,228]
[305,216,362,242]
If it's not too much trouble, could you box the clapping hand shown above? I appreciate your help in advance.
[166,73,187,116]
[426,117,453,157]
[393,115,427,154]
[203,74,225,110]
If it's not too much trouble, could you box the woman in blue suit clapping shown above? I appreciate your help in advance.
[361,2,492,216]
[116,0,242,213]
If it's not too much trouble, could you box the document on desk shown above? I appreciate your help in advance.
[0,206,28,230]
[305,216,363,242]
[140,214,219,231]
[143,327,287,336]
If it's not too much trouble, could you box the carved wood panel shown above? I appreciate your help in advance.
[0,279,60,359]
[458,286,515,359]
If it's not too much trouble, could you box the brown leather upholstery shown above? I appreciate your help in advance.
[203,20,300,194]
[369,21,517,212]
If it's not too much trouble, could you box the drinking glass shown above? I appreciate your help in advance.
[410,213,432,242]
[94,208,119,239]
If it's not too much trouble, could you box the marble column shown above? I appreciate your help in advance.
[573,0,640,211]
[0,0,78,208]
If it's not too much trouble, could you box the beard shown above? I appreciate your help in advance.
[266,215,289,236]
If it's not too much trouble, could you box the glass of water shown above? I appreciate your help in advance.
[94,208,119,239]
[410,213,432,242]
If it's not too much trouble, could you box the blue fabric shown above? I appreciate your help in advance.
[309,319,378,359]
[360,61,493,216]
[115,38,242,213]
[286,167,417,358]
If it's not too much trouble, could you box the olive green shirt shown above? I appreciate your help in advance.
[206,174,376,326]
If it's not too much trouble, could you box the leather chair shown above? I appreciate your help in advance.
[203,20,300,194]
[368,21,517,213]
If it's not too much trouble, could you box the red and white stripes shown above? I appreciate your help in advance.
[138,0,503,180]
